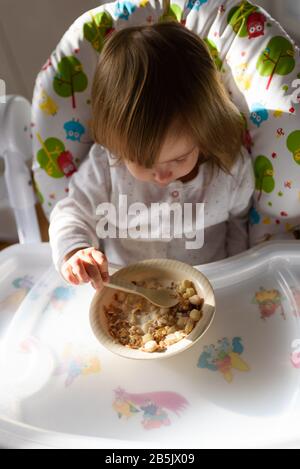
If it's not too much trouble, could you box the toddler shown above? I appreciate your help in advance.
[49,22,255,290]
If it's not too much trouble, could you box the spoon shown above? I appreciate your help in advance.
[103,278,179,308]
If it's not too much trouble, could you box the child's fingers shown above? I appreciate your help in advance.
[90,250,110,282]
[78,249,104,289]
[69,257,90,283]
[61,263,80,285]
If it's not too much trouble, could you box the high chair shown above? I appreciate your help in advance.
[0,96,41,245]
[0,0,299,449]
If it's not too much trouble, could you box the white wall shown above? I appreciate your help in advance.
[0,0,103,101]
[255,0,300,44]
[254,0,271,9]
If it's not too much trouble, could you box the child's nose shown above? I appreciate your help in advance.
[154,169,173,183]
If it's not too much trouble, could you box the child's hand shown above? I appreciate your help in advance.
[61,247,109,290]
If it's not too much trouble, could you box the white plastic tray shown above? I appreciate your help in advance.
[0,241,300,449]
[0,243,51,340]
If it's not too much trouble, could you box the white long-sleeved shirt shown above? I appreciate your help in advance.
[49,144,255,272]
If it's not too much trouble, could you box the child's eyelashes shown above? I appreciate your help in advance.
[175,154,191,164]
[175,147,198,163]
[153,156,187,169]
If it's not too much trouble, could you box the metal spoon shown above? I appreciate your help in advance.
[103,278,179,308]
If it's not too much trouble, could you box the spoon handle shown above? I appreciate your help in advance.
[103,278,142,296]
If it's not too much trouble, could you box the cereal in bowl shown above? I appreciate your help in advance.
[103,279,204,353]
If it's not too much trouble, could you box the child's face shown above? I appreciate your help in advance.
[124,130,200,186]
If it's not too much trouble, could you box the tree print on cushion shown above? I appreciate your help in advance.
[227,1,259,37]
[204,39,223,71]
[83,11,114,53]
[256,37,295,90]
[286,130,300,166]
[53,57,88,109]
[159,3,183,23]
[36,133,77,178]
[254,155,275,202]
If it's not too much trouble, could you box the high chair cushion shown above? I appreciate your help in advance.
[31,0,300,245]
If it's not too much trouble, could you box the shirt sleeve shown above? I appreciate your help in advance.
[49,144,111,273]
[226,148,255,257]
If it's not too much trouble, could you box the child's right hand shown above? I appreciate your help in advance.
[61,247,109,290]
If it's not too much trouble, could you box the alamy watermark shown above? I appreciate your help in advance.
[96,195,205,249]
[0,79,6,103]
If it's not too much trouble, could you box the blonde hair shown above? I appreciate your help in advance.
[91,21,244,173]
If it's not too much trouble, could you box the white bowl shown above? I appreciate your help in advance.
[90,258,216,360]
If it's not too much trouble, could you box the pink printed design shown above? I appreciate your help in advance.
[57,151,77,178]
[54,344,101,387]
[41,57,53,72]
[19,336,41,353]
[246,12,266,39]
[291,341,300,369]
[253,287,286,320]
[112,387,188,430]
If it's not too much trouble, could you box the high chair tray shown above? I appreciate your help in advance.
[0,241,299,449]
[0,243,52,341]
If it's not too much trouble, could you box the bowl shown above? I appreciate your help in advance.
[89,258,216,360]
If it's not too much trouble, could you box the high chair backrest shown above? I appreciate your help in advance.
[31,0,300,243]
